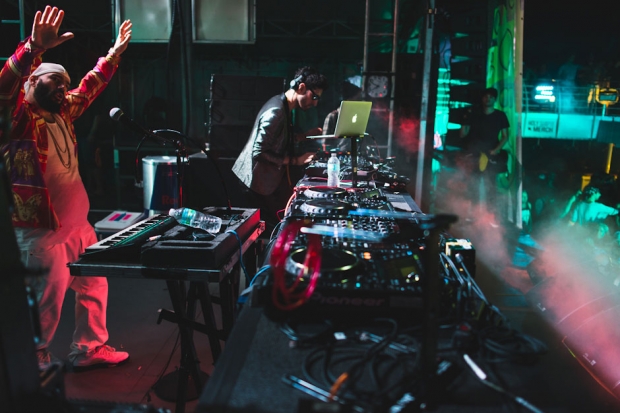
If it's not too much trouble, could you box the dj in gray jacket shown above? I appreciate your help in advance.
[233,67,328,230]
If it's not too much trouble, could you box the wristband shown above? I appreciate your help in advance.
[105,48,121,65]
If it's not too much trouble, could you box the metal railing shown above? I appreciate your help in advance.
[523,83,608,116]
[521,83,620,140]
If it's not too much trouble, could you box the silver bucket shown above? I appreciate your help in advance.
[142,156,179,215]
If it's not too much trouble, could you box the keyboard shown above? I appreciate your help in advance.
[81,214,178,262]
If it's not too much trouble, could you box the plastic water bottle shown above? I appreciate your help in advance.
[327,152,340,187]
[168,207,222,233]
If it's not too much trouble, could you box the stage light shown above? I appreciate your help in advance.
[534,85,555,102]
[596,88,619,105]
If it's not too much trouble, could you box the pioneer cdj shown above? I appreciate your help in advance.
[287,186,392,218]
[252,186,461,324]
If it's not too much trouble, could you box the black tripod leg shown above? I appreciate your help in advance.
[195,281,222,361]
[166,280,195,413]
[219,265,240,339]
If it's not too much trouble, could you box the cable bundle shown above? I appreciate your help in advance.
[295,319,422,411]
[270,220,323,311]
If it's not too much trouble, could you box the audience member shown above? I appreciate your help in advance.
[558,54,580,112]
[570,186,620,230]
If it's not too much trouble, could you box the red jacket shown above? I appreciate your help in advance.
[0,37,119,229]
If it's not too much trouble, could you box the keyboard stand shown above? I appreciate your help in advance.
[68,221,265,413]
[152,279,222,412]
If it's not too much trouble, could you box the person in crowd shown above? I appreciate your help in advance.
[558,54,580,112]
[232,66,328,232]
[0,6,132,370]
[582,223,619,278]
[522,190,533,234]
[570,186,620,227]
[459,87,510,221]
[559,188,582,220]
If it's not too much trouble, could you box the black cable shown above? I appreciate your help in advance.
[476,325,548,363]
[134,135,149,186]
[141,304,206,404]
[140,330,181,404]
[226,229,249,284]
[462,353,545,413]
[479,358,522,413]
[327,319,399,400]
[279,319,335,348]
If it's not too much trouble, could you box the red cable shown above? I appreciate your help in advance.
[270,220,322,311]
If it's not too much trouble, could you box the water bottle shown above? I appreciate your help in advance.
[327,152,340,187]
[168,207,222,233]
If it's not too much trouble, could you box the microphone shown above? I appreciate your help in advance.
[109,107,176,147]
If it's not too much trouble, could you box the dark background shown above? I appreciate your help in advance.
[524,0,619,76]
[2,0,620,209]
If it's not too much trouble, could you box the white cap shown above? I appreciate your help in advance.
[24,63,71,94]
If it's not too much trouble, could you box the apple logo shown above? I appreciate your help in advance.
[352,114,357,123]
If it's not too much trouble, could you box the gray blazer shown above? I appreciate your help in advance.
[232,94,292,196]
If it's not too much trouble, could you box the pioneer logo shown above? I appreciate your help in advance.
[311,292,386,307]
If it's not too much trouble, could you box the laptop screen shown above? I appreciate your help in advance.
[305,100,373,140]
[332,101,372,138]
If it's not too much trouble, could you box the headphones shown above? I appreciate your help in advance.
[289,70,312,90]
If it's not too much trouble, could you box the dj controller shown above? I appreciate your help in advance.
[252,186,470,324]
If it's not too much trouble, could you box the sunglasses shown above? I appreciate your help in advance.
[308,88,321,101]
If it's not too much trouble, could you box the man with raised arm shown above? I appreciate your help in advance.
[0,6,132,371]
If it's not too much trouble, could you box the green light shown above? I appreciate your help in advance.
[450,101,472,108]
[451,56,472,63]
[449,79,474,86]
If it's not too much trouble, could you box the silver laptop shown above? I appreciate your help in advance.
[307,101,372,139]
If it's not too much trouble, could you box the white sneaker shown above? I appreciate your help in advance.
[70,345,129,370]
[36,349,63,371]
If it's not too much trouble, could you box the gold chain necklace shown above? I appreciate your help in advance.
[48,119,71,170]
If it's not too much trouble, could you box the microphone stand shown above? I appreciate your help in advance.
[150,130,234,211]
[415,214,458,409]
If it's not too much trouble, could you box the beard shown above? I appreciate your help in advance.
[33,80,63,113]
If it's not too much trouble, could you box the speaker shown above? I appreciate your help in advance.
[207,125,254,158]
[113,0,172,43]
[192,0,255,44]
[450,58,486,83]
[210,75,287,102]
[562,304,620,399]
[207,75,286,157]
[450,84,484,105]
[450,33,488,59]
[209,100,268,126]
[184,152,249,210]
[447,106,472,125]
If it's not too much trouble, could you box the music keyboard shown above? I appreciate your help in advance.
[81,214,178,262]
